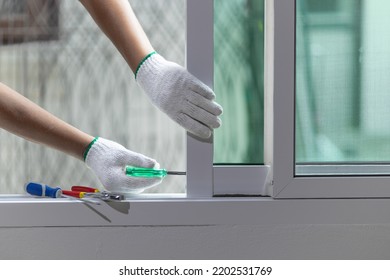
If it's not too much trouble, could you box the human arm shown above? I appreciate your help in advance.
[0,82,93,160]
[0,83,161,192]
[79,0,223,139]
[78,0,152,72]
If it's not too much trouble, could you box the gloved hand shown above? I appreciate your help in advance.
[84,137,162,194]
[136,52,223,139]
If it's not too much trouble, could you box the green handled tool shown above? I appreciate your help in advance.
[125,165,186,178]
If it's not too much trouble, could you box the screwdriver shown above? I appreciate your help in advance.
[24,182,101,205]
[125,165,186,178]
[25,182,62,198]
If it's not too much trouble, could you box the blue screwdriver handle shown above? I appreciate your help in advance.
[25,182,62,198]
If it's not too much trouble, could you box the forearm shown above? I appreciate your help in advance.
[0,83,94,160]
[79,0,154,72]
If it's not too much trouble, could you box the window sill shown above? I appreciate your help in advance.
[2,194,390,227]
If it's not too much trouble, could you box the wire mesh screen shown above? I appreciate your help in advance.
[214,0,264,164]
[296,0,390,166]
[0,0,186,194]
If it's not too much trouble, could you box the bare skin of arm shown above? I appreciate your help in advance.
[79,0,154,72]
[0,83,94,160]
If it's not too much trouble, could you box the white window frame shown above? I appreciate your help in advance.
[186,0,270,198]
[272,0,390,199]
[3,0,390,228]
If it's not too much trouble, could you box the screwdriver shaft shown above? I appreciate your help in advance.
[167,171,186,175]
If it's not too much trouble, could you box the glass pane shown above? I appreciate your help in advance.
[296,0,390,175]
[214,0,264,164]
[0,0,186,194]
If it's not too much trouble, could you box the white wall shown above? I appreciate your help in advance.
[2,224,390,259]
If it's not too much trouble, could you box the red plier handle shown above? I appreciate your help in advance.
[71,186,99,193]
[62,186,99,198]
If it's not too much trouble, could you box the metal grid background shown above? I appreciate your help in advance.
[0,0,186,194]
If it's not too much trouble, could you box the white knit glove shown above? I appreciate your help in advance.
[136,52,223,139]
[84,137,162,194]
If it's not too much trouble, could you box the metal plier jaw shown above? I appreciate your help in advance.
[83,191,125,201]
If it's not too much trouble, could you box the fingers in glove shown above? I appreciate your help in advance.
[188,79,216,100]
[107,175,163,194]
[184,101,222,129]
[178,112,213,139]
[186,93,223,116]
[125,152,159,170]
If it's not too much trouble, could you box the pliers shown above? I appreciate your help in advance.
[63,186,125,202]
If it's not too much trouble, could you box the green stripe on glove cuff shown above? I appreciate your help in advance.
[135,51,157,79]
[83,136,99,161]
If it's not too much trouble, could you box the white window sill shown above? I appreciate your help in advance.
[1,194,390,227]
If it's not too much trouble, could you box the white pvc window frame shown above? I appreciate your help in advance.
[186,0,269,198]
[272,0,390,199]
